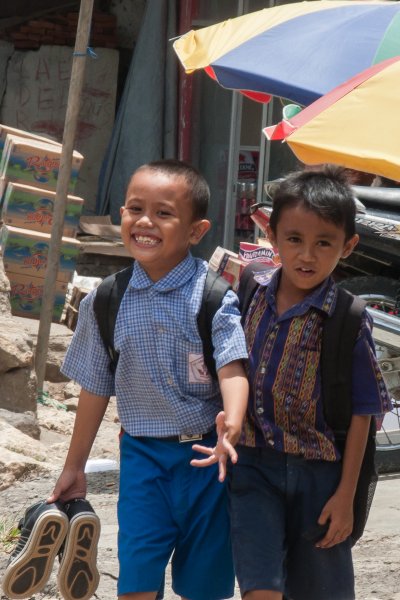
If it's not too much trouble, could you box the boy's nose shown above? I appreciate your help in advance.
[136,213,153,226]
[299,246,315,261]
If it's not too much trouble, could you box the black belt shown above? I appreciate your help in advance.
[158,430,215,443]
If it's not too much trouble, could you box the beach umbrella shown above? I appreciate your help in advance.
[173,0,400,106]
[264,56,400,182]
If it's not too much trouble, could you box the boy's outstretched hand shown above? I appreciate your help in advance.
[192,359,248,481]
[191,411,239,482]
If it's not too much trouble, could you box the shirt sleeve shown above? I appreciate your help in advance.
[351,310,392,416]
[212,288,248,371]
[61,289,116,397]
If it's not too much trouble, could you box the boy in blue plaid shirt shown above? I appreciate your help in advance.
[48,159,249,600]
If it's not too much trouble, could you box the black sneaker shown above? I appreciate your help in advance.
[2,500,69,599]
[57,498,101,600]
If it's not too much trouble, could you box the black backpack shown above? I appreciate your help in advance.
[93,264,231,380]
[238,262,377,545]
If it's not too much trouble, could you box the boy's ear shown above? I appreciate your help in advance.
[341,233,359,258]
[189,219,211,245]
[120,205,125,218]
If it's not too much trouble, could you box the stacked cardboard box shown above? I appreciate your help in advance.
[2,183,83,238]
[0,125,61,207]
[209,246,245,291]
[209,239,281,291]
[6,273,69,321]
[1,226,80,320]
[0,124,61,158]
[1,227,80,281]
[0,126,84,321]
[238,241,280,267]
[0,134,83,194]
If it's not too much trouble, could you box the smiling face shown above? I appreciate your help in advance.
[267,203,358,306]
[120,169,210,281]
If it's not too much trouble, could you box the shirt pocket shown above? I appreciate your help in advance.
[277,341,320,400]
[273,344,320,433]
[173,336,215,398]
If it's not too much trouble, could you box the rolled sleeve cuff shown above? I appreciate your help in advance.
[351,312,392,416]
[212,289,248,371]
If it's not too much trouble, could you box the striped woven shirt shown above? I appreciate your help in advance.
[241,268,392,460]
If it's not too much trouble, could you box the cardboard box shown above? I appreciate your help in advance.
[209,245,238,273]
[239,241,281,266]
[209,245,247,290]
[257,237,273,247]
[250,204,271,235]
[2,182,83,237]
[0,175,6,208]
[219,255,246,291]
[7,271,68,321]
[1,226,80,282]
[0,124,61,161]
[0,134,83,193]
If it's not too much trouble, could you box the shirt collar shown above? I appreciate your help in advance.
[264,267,337,317]
[129,253,197,291]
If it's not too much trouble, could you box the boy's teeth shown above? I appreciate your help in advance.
[135,235,158,245]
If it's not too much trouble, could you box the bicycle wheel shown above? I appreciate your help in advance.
[375,402,400,473]
[338,276,400,473]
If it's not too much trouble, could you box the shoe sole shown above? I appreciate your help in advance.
[58,511,101,600]
[2,509,69,599]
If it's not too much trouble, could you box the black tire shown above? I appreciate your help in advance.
[338,276,399,313]
[374,447,400,474]
[338,276,400,474]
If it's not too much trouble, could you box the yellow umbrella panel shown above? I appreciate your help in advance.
[264,57,400,182]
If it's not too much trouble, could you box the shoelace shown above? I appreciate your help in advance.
[10,532,32,557]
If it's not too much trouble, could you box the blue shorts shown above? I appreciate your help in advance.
[227,445,355,600]
[118,432,234,599]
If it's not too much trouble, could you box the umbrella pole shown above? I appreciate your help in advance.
[35,0,94,395]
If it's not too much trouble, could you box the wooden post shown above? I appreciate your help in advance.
[35,0,94,394]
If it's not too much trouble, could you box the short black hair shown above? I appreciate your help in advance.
[133,159,210,220]
[269,166,357,241]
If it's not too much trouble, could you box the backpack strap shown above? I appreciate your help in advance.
[321,286,378,544]
[93,264,134,373]
[237,262,267,321]
[197,269,232,380]
[321,286,366,434]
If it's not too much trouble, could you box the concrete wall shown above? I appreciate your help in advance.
[0,43,119,215]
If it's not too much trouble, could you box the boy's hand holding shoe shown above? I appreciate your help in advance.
[47,467,87,505]
[1,501,69,599]
[1,498,100,600]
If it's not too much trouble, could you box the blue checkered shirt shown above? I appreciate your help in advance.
[62,254,248,437]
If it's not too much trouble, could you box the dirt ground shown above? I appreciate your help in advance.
[1,382,400,600]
